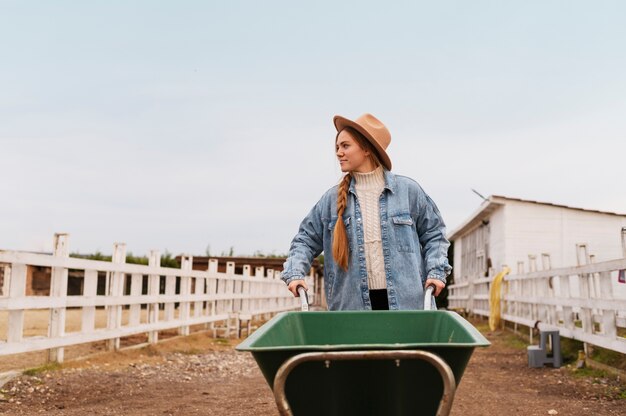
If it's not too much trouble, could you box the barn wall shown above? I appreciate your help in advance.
[503,201,626,270]
[488,206,506,273]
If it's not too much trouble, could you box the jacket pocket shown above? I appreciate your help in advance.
[391,214,415,253]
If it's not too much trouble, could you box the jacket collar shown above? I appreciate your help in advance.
[383,169,396,194]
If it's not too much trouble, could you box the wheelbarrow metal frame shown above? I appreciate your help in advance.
[273,349,456,416]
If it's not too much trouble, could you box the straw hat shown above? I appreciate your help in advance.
[333,113,392,171]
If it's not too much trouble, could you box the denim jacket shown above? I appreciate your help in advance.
[281,170,452,310]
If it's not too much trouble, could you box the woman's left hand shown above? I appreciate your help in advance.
[425,279,445,296]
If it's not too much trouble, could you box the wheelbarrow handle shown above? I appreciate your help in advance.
[273,349,457,416]
[424,284,435,310]
[296,285,309,312]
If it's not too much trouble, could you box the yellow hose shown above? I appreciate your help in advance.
[489,266,511,331]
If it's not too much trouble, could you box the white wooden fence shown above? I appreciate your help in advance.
[0,234,314,363]
[448,256,626,354]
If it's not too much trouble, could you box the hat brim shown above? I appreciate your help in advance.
[334,115,392,171]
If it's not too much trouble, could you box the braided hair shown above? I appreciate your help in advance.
[332,173,353,270]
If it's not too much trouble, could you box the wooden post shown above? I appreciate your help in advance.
[528,255,538,325]
[81,270,98,334]
[7,264,27,343]
[560,275,573,330]
[48,233,69,362]
[242,265,251,313]
[541,253,551,271]
[208,259,218,334]
[224,261,236,338]
[129,273,142,327]
[528,255,537,273]
[255,266,265,319]
[107,243,126,351]
[164,273,176,322]
[147,251,161,344]
[178,256,192,336]
[194,270,205,318]
[215,260,225,318]
[576,243,590,267]
[589,254,600,300]
[598,271,616,338]
[1,264,9,296]
[576,244,594,356]
[226,261,235,314]
[266,268,273,319]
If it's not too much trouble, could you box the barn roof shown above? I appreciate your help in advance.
[448,195,626,241]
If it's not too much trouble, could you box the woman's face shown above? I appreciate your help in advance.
[335,130,376,173]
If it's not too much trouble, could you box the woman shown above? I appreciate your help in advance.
[281,113,451,310]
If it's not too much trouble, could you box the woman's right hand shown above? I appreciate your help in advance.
[287,279,308,297]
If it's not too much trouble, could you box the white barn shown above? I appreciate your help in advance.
[448,195,626,297]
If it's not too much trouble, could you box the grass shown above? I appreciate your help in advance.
[571,367,611,380]
[22,362,62,376]
[177,348,203,355]
[589,345,626,371]
[501,333,528,350]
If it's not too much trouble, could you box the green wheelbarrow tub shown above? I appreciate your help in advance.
[236,310,489,416]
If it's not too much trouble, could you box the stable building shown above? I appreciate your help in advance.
[448,195,626,296]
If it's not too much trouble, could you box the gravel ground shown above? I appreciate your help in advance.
[0,326,624,415]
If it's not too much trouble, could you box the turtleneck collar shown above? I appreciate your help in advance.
[352,166,385,190]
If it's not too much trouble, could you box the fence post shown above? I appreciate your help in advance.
[528,255,538,328]
[81,270,98,334]
[255,266,265,318]
[225,261,236,338]
[164,269,176,325]
[598,271,616,338]
[559,274,573,330]
[242,265,251,313]
[107,243,126,351]
[129,272,142,327]
[576,244,594,356]
[0,264,9,296]
[194,263,205,319]
[48,233,69,363]
[7,264,27,343]
[148,251,161,344]
[267,269,275,312]
[178,255,192,336]
[208,259,218,335]
[226,261,235,315]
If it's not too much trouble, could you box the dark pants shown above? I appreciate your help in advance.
[369,289,389,310]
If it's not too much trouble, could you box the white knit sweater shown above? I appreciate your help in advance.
[353,166,386,290]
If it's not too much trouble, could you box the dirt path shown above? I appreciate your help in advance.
[0,326,624,415]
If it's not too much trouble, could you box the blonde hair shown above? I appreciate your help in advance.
[332,128,382,270]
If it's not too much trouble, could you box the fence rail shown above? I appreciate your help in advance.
[448,257,626,354]
[0,235,313,362]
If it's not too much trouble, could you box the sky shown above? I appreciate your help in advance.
[1,1,625,257]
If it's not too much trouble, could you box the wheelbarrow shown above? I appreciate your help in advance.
[236,286,489,416]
